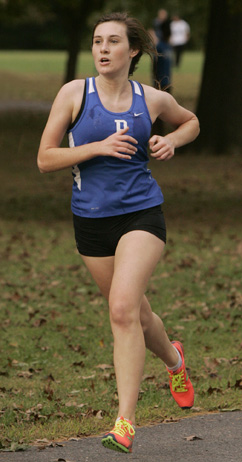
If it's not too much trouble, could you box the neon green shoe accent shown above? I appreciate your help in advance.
[102,417,135,453]
[171,369,189,392]
[102,435,130,453]
[166,341,194,409]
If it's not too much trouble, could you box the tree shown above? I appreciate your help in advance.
[0,0,107,83]
[195,0,242,153]
[49,0,106,83]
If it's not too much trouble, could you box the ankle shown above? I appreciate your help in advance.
[166,346,182,371]
[117,415,135,426]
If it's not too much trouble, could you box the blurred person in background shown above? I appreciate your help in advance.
[154,18,172,91]
[170,14,190,67]
[153,8,168,41]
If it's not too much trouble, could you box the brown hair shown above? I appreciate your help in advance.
[92,12,157,76]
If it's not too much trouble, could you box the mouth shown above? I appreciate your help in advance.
[100,57,110,64]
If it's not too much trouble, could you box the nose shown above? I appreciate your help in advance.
[100,40,109,53]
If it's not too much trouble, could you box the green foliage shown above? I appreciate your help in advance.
[0,0,209,50]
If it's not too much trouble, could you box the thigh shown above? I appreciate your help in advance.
[81,255,114,300]
[109,230,165,308]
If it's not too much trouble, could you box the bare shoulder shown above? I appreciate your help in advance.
[49,79,86,124]
[54,79,85,105]
[142,84,177,121]
[143,84,177,106]
[142,83,197,126]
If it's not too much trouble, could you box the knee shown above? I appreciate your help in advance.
[109,299,138,329]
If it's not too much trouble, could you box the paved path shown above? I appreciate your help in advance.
[0,411,241,462]
[0,101,51,112]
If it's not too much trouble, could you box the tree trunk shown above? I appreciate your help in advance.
[64,28,81,83]
[195,0,242,153]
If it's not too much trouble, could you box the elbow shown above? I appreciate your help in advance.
[37,157,50,174]
[38,167,46,174]
[37,149,53,173]
[193,115,200,139]
[37,161,45,174]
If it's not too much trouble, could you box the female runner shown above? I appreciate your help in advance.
[37,12,200,454]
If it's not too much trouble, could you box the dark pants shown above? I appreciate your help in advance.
[173,44,185,67]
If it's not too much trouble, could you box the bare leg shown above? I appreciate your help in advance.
[107,231,164,424]
[81,257,178,369]
[140,296,178,367]
[81,233,178,424]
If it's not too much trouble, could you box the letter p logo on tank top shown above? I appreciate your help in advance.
[115,119,128,131]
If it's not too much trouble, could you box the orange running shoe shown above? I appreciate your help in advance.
[101,416,135,453]
[166,341,194,409]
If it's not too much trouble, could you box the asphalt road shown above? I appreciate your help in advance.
[0,411,241,462]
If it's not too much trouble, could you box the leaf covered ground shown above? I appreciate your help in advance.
[0,93,241,450]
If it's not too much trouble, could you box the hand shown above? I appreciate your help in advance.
[98,127,138,160]
[149,135,175,161]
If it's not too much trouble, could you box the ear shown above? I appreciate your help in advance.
[130,49,139,58]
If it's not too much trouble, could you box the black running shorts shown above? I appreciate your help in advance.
[73,205,166,257]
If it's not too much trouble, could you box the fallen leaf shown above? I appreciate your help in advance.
[174,325,185,330]
[68,344,82,352]
[52,459,76,462]
[43,382,54,401]
[142,374,156,382]
[72,361,85,367]
[95,410,103,419]
[17,371,33,379]
[184,435,203,441]
[50,280,61,287]
[201,305,212,320]
[65,401,77,407]
[32,318,47,327]
[35,438,49,444]
[1,442,29,452]
[232,379,242,389]
[220,407,241,412]
[103,372,115,381]
[207,386,222,395]
[96,364,113,370]
[204,357,218,374]
[164,417,179,423]
[80,374,96,380]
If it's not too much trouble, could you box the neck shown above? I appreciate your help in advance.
[96,74,130,97]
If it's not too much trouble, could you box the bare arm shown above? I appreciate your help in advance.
[37,81,138,173]
[143,85,200,161]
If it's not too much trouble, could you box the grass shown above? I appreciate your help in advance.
[0,50,203,109]
[0,51,242,451]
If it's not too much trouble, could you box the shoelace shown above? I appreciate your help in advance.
[112,419,135,438]
[169,369,188,392]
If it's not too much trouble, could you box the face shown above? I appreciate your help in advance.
[92,21,138,76]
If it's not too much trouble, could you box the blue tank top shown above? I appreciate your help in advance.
[68,77,164,217]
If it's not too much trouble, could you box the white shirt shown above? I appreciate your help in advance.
[170,20,190,46]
